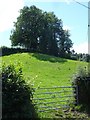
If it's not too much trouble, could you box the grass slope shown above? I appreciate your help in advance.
[2,53,88,118]
[2,52,87,87]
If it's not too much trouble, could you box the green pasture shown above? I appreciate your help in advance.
[2,53,87,87]
[1,53,88,118]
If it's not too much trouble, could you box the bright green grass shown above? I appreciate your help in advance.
[2,53,87,87]
[1,53,88,118]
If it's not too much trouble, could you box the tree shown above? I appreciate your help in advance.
[10,6,43,50]
[10,5,73,58]
[39,12,60,56]
[58,30,73,58]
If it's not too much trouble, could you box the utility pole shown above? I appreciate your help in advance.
[88,1,90,55]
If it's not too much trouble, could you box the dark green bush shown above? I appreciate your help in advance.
[2,63,38,119]
[0,46,28,56]
[72,66,90,113]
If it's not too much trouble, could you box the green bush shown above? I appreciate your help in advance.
[0,46,28,56]
[2,63,38,119]
[72,66,90,113]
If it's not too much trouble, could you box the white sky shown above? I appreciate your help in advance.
[72,42,88,54]
[0,0,24,32]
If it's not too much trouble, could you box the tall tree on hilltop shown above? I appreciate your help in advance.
[58,29,73,58]
[39,12,61,56]
[10,6,43,50]
[10,5,73,58]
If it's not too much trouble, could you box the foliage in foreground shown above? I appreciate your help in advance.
[2,63,38,119]
[72,65,90,113]
[54,108,89,119]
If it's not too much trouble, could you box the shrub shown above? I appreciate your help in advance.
[1,63,38,119]
[0,46,28,56]
[72,66,90,113]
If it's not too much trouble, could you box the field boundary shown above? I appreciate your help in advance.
[33,86,77,112]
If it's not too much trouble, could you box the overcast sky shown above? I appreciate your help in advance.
[0,0,89,53]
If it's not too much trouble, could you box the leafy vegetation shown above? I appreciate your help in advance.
[1,62,38,119]
[1,3,89,119]
[10,5,73,58]
[54,108,89,119]
[71,52,90,62]
[0,46,28,56]
[72,65,90,114]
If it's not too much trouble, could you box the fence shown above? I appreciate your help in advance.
[33,86,77,113]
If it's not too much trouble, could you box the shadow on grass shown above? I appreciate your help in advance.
[30,53,67,63]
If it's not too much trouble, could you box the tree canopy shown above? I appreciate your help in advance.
[10,5,73,58]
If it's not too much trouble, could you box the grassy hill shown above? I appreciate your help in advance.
[2,52,87,87]
[1,53,88,118]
